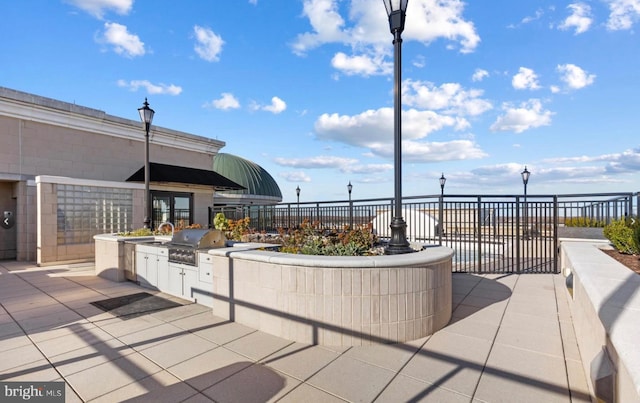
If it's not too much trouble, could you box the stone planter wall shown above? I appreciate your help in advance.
[561,241,640,403]
[207,246,454,346]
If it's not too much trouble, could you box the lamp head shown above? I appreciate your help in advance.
[521,166,531,185]
[138,98,155,126]
[439,173,446,190]
[382,0,408,34]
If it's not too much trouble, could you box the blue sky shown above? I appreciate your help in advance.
[2,0,640,202]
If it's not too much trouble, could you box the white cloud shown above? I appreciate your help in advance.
[557,63,596,89]
[605,0,640,30]
[292,0,480,76]
[472,68,489,82]
[544,147,640,173]
[279,171,312,182]
[472,163,529,178]
[369,139,487,162]
[512,67,541,90]
[605,147,640,172]
[490,99,553,133]
[291,0,349,55]
[204,93,240,110]
[274,156,394,177]
[65,0,132,19]
[274,156,359,169]
[559,3,593,34]
[117,79,182,95]
[341,163,393,174]
[193,25,224,62]
[402,80,492,116]
[331,52,391,76]
[405,0,480,54]
[413,55,426,68]
[252,97,287,114]
[101,22,145,57]
[521,9,544,24]
[314,107,461,148]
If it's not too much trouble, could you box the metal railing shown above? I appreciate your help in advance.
[211,191,638,274]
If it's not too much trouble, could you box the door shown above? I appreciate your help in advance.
[151,191,193,229]
[152,195,171,230]
[0,182,17,260]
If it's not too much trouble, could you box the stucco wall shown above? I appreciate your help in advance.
[0,115,215,180]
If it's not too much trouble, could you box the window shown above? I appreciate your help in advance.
[56,185,134,244]
[152,191,193,229]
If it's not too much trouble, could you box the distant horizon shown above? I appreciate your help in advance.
[1,1,639,202]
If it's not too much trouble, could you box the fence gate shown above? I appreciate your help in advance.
[442,196,558,274]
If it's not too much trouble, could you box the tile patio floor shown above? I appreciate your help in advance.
[0,261,592,402]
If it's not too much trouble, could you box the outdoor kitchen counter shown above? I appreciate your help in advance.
[204,245,454,346]
[94,234,171,282]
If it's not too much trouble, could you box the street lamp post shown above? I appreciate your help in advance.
[439,173,446,245]
[383,0,412,254]
[348,181,353,228]
[138,98,155,229]
[521,166,530,239]
[296,186,301,227]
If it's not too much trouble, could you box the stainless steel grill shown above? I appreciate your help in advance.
[166,229,226,266]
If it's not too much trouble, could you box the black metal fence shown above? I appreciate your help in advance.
[212,192,638,274]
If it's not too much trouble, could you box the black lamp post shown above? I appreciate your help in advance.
[348,181,353,228]
[439,173,446,245]
[383,0,412,254]
[296,186,301,227]
[521,166,530,239]
[138,98,155,229]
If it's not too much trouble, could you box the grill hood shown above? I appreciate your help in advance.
[168,229,227,249]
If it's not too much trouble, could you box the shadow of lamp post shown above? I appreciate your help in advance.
[138,98,155,229]
[383,0,413,254]
[521,166,530,240]
[439,173,446,245]
[296,186,301,228]
[348,181,353,228]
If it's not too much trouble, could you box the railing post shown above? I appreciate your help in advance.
[477,196,482,272]
[515,196,521,274]
[553,195,559,274]
[438,195,444,245]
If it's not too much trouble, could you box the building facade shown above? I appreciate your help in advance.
[0,87,240,265]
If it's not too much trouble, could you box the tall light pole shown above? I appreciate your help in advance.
[439,173,446,245]
[296,186,301,227]
[348,181,353,228]
[521,166,530,240]
[138,98,155,229]
[383,0,412,254]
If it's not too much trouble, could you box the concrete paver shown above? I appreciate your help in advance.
[0,261,591,402]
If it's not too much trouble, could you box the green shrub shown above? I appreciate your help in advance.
[277,219,379,256]
[603,218,640,255]
[632,218,640,253]
[226,217,252,241]
[117,228,155,237]
[213,213,228,231]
